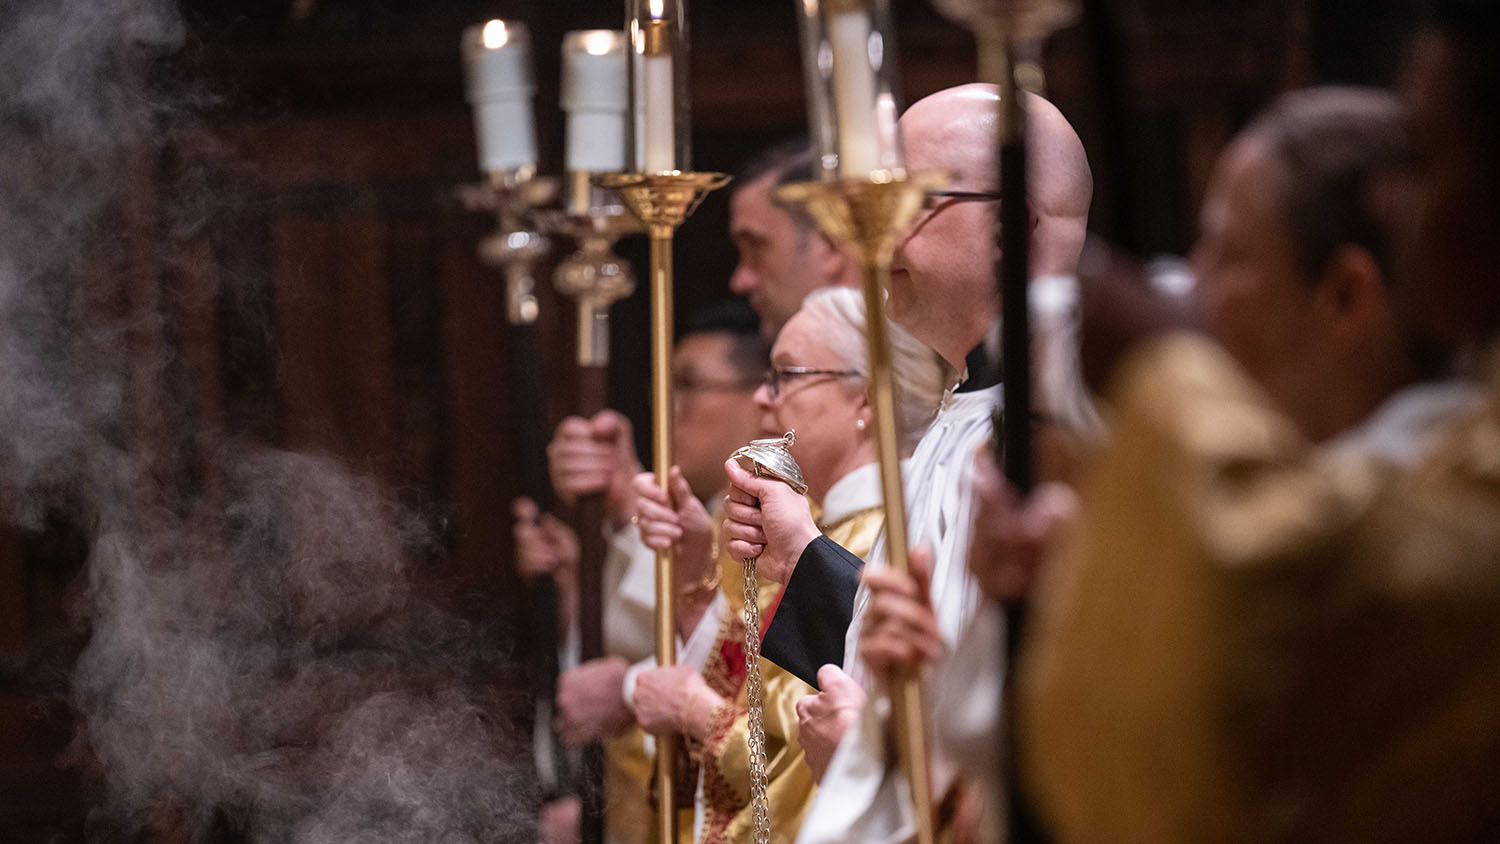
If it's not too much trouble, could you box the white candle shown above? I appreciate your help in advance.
[827,10,881,178]
[462,20,537,175]
[562,30,629,173]
[641,53,675,172]
[633,2,677,174]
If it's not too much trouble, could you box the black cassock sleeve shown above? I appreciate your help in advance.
[761,535,864,688]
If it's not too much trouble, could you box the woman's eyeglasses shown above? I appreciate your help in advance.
[763,366,864,398]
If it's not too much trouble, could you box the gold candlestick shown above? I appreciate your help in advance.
[778,171,946,844]
[597,169,730,844]
[543,176,644,368]
[458,171,560,323]
[539,177,643,844]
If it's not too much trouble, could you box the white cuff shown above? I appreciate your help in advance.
[622,655,653,715]
[620,592,727,713]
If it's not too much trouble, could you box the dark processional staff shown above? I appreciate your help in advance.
[930,1,1106,842]
[458,16,571,823]
[460,20,644,844]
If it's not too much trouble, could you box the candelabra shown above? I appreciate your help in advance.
[782,1,945,842]
[599,168,727,844]
[927,4,1080,843]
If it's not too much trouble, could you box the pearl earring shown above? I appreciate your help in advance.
[856,418,866,431]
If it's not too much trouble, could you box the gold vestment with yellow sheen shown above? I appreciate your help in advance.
[687,503,883,844]
[1020,334,1500,843]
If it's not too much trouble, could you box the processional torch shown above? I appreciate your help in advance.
[929,1,1078,841]
[778,2,945,842]
[459,17,572,801]
[542,27,643,844]
[598,2,728,841]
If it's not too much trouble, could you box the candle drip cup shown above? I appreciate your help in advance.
[541,196,643,367]
[459,171,560,325]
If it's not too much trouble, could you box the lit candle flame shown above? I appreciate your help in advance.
[581,30,617,56]
[481,19,509,50]
[649,0,665,20]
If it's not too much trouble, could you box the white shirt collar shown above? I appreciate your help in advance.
[1329,379,1482,466]
[819,461,885,526]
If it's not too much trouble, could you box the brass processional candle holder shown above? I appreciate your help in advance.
[543,29,644,844]
[459,19,557,328]
[777,1,943,843]
[459,13,573,806]
[547,30,642,388]
[458,173,559,325]
[598,3,728,843]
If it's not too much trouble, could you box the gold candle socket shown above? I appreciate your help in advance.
[596,170,730,844]
[777,171,947,844]
[459,172,559,325]
[641,17,671,57]
[542,193,643,367]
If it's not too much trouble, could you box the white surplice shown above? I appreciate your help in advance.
[794,383,998,844]
[797,274,1097,844]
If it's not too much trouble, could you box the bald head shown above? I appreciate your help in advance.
[889,84,1093,366]
[903,84,1092,275]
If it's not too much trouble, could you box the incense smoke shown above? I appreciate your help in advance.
[1,1,537,841]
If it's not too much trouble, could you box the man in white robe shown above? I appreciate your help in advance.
[720,85,1095,843]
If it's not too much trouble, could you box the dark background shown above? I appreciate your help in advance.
[0,0,1416,838]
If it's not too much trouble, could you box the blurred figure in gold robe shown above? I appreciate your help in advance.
[1018,6,1500,841]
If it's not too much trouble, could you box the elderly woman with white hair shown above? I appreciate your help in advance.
[628,286,949,844]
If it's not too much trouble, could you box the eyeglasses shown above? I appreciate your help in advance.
[673,375,761,395]
[763,366,864,398]
[921,189,1003,213]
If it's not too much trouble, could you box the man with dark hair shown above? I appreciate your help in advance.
[728,137,860,337]
[1014,5,1500,841]
[1193,85,1464,445]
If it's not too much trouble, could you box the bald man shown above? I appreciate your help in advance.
[720,85,1093,843]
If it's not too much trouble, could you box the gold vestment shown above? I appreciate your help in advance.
[1020,334,1500,843]
[690,503,884,844]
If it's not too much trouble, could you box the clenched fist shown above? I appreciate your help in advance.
[795,664,867,782]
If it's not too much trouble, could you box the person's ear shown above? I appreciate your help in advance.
[1315,244,1390,341]
[811,230,850,283]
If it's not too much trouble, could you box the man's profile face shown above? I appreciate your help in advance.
[729,173,823,338]
[887,124,997,350]
[1191,136,1325,427]
[670,333,762,498]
